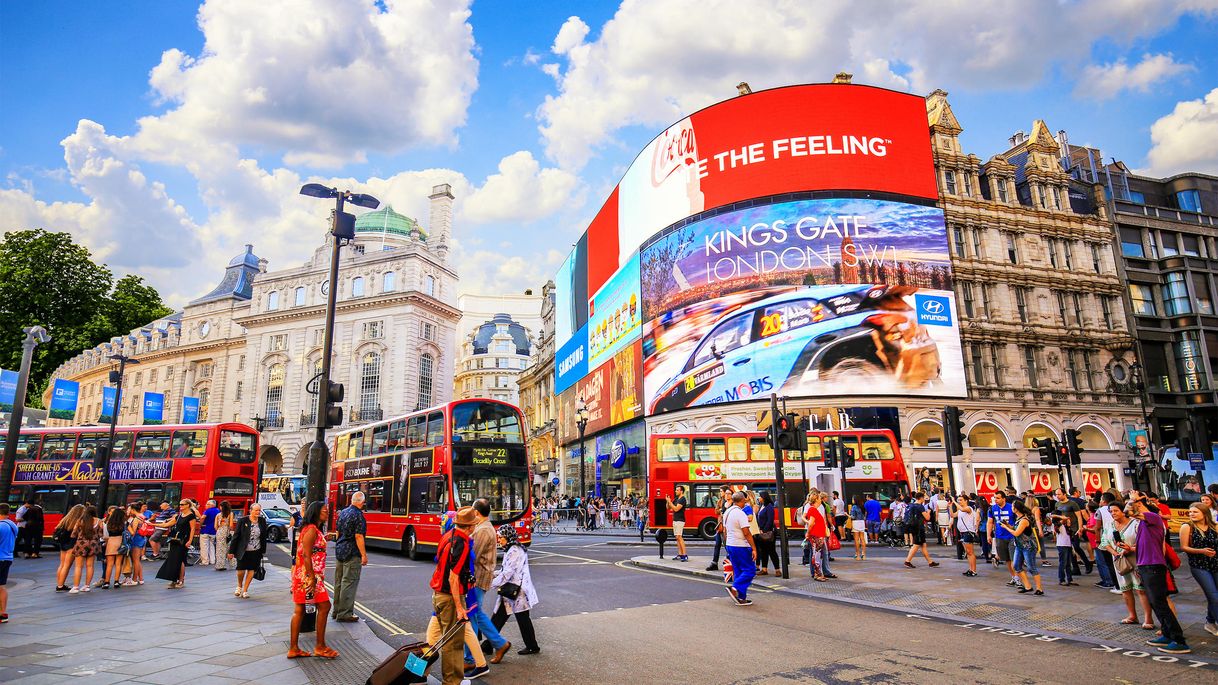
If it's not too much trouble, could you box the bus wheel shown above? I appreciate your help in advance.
[403,528,426,561]
[698,518,718,540]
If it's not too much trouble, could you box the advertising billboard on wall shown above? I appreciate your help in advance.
[588,252,641,370]
[558,339,644,445]
[552,83,958,441]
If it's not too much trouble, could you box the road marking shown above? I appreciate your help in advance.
[530,549,608,564]
[613,560,772,592]
[322,581,412,636]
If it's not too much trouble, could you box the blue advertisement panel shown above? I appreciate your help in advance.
[554,324,589,396]
[99,387,117,424]
[639,196,965,414]
[143,392,165,425]
[0,368,17,412]
[588,252,641,370]
[49,379,81,420]
[182,396,200,424]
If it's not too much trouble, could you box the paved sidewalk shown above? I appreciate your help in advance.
[0,554,400,684]
[633,543,1218,660]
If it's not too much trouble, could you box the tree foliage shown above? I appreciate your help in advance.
[0,229,174,406]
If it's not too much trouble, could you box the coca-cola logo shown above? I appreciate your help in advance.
[651,119,697,188]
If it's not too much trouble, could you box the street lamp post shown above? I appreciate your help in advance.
[299,183,379,505]
[0,326,51,504]
[1129,362,1156,489]
[97,354,139,509]
[575,398,589,502]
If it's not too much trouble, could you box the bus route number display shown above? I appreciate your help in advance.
[471,446,509,467]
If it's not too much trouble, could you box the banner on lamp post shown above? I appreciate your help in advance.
[98,387,117,424]
[48,379,80,420]
[181,396,200,424]
[142,392,165,425]
[0,369,17,412]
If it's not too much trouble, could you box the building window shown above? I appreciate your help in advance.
[494,341,512,354]
[267,291,279,311]
[1063,241,1073,269]
[1072,293,1085,327]
[264,364,285,424]
[1162,272,1192,315]
[1015,287,1029,323]
[1101,296,1114,328]
[1161,233,1179,257]
[1024,346,1040,388]
[980,284,993,318]
[198,387,210,422]
[1120,228,1144,258]
[351,276,365,297]
[150,368,158,383]
[1005,233,1019,264]
[363,321,383,340]
[1182,234,1201,257]
[960,282,975,318]
[1047,238,1058,268]
[1091,243,1103,273]
[971,227,983,259]
[969,344,986,386]
[997,181,1009,203]
[360,352,381,417]
[1082,351,1095,391]
[990,345,1003,388]
[237,355,245,371]
[963,171,974,197]
[423,322,436,341]
[1056,291,1069,326]
[235,381,243,401]
[1129,284,1157,316]
[944,170,957,194]
[134,372,142,385]
[1194,273,1215,315]
[198,362,213,378]
[269,334,287,352]
[417,353,434,408]
[424,275,436,297]
[1037,185,1048,208]
[1175,331,1208,391]
[1177,189,1202,213]
[952,225,966,257]
[1066,350,1080,390]
[166,366,174,379]
[1148,231,1160,258]
[383,271,396,292]
[313,329,324,347]
[1053,187,1062,210]
[1129,190,1146,204]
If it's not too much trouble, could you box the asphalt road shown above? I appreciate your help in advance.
[266,534,1216,684]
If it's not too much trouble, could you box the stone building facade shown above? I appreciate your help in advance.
[452,292,542,405]
[517,281,558,495]
[43,185,462,474]
[644,90,1144,498]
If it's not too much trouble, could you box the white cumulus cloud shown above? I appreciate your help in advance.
[1143,87,1218,176]
[1073,53,1193,100]
[536,0,1217,170]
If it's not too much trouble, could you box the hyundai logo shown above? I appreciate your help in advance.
[922,300,945,314]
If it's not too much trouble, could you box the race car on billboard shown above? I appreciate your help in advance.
[649,285,941,413]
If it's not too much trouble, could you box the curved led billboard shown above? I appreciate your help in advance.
[554,83,962,438]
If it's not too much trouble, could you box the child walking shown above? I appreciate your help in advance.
[1055,521,1077,587]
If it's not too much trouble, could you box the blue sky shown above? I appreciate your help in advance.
[2,1,1216,306]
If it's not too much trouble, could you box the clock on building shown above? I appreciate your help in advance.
[321,280,330,295]
[199,321,211,338]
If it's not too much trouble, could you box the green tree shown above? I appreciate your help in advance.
[0,229,173,407]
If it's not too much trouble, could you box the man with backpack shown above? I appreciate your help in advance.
[430,506,478,684]
[903,492,938,568]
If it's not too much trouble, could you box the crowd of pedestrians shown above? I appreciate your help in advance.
[537,494,646,530]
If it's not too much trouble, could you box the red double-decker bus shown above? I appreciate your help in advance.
[2,422,261,542]
[328,399,532,559]
[648,428,910,539]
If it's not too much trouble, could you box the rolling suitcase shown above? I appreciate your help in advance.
[366,618,467,685]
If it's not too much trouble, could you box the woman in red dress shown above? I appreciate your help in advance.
[288,502,338,659]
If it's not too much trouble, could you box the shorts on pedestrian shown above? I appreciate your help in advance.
[995,538,1014,563]
[959,531,976,544]
[1013,545,1040,576]
[672,521,684,538]
[834,515,848,527]
[866,520,880,535]
[851,520,866,533]
[1115,569,1143,592]
[0,559,10,585]
[909,526,927,546]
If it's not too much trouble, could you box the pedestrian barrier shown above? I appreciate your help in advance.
[532,507,649,536]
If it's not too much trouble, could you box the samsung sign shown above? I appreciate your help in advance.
[554,324,588,395]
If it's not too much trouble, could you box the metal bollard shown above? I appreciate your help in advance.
[655,528,669,559]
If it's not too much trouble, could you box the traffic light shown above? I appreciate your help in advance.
[93,444,108,469]
[1035,437,1057,465]
[322,380,345,428]
[775,413,801,451]
[842,446,856,469]
[795,415,810,453]
[824,439,839,469]
[767,413,785,451]
[942,406,965,457]
[1064,429,1083,465]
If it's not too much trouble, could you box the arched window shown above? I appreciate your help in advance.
[967,421,1011,449]
[383,271,396,292]
[1076,425,1113,450]
[351,276,365,297]
[418,353,434,408]
[198,387,210,422]
[1022,423,1056,449]
[267,291,280,311]
[424,275,436,297]
[294,287,306,306]
[360,352,381,418]
[909,421,944,448]
[264,364,285,424]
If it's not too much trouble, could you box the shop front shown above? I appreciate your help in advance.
[593,421,647,501]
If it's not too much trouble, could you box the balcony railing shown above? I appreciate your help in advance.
[264,415,285,430]
[300,410,317,428]
[350,406,383,423]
